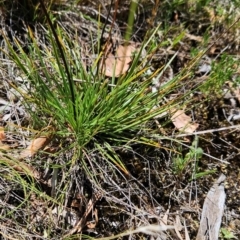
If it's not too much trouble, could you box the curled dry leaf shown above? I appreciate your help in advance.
[0,153,41,179]
[0,127,10,150]
[11,161,41,179]
[0,127,5,141]
[116,44,136,64]
[0,144,10,151]
[19,136,49,159]
[171,109,199,134]
[185,33,203,42]
[17,136,50,179]
[101,43,137,77]
[0,127,43,179]
[86,208,98,229]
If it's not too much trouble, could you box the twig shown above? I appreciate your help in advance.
[174,124,240,138]
[63,192,102,237]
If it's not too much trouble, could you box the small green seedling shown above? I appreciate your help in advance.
[220,228,237,239]
[173,136,214,180]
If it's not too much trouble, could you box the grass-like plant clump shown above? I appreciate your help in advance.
[0,0,240,239]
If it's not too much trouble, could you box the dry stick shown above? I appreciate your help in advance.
[174,124,240,138]
[63,192,102,238]
[94,225,175,240]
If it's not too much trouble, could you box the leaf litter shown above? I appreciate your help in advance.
[171,109,199,134]
[101,43,138,77]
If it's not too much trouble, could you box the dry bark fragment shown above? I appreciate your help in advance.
[196,174,226,240]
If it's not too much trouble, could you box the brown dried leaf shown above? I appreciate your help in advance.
[101,43,137,77]
[0,154,41,179]
[20,136,48,159]
[0,127,5,141]
[171,109,199,134]
[86,221,96,229]
[185,33,203,42]
[0,143,10,151]
[12,162,41,179]
[116,44,136,64]
[101,55,128,77]
[86,209,98,229]
[0,127,10,150]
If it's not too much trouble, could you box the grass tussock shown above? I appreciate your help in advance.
[0,0,240,239]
